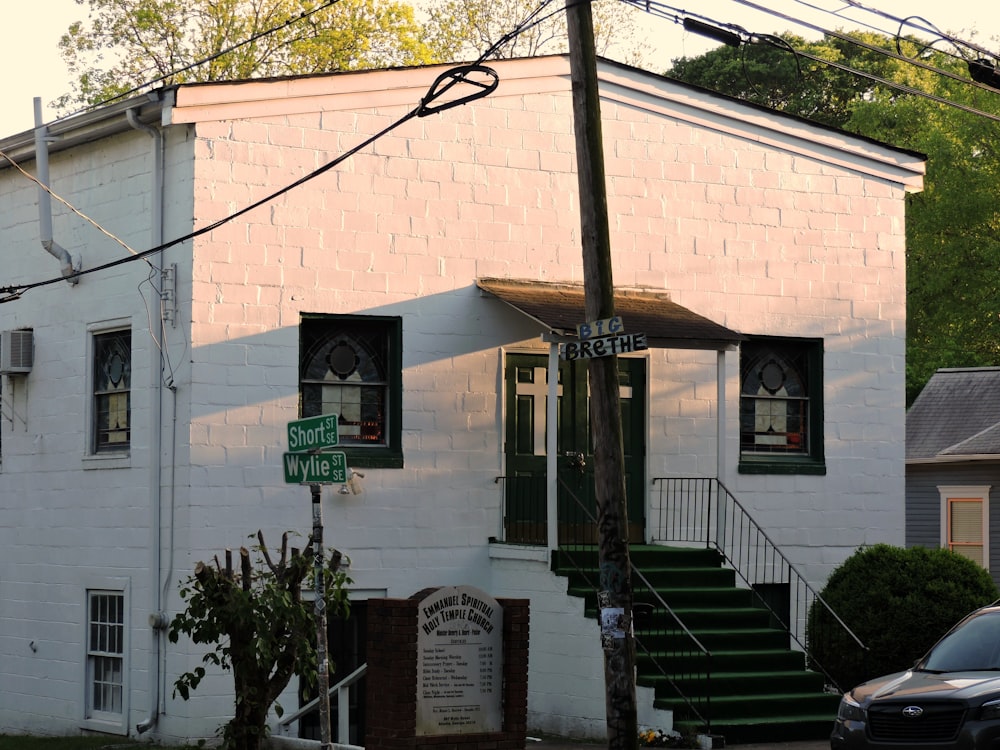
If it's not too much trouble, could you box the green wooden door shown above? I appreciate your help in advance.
[504,353,646,544]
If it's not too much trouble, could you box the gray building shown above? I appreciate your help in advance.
[907,367,1000,585]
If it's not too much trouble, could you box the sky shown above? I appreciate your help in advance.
[2,0,999,137]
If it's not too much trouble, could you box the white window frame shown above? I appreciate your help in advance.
[938,485,991,571]
[82,579,130,734]
[83,319,132,469]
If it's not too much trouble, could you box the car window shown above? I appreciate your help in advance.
[922,611,1000,672]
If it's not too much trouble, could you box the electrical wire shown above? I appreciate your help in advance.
[836,0,1000,62]
[0,1,558,302]
[722,0,1000,93]
[619,0,1000,121]
[59,0,343,124]
[0,147,150,265]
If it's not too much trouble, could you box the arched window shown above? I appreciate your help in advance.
[739,337,824,474]
[300,315,402,467]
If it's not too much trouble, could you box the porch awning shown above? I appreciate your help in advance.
[476,278,744,351]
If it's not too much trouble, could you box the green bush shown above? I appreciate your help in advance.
[808,544,999,690]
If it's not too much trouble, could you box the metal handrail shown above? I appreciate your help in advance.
[493,474,547,545]
[276,663,367,743]
[553,476,712,731]
[651,476,867,691]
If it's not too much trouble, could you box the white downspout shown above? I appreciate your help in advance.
[33,98,80,283]
[127,107,168,736]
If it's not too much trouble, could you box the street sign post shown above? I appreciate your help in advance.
[282,451,347,484]
[283,416,344,750]
[287,414,339,452]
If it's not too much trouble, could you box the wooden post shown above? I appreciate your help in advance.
[565,3,638,749]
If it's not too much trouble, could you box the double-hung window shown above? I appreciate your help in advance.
[299,315,403,468]
[739,336,825,474]
[93,329,131,454]
[85,589,126,727]
[939,486,991,569]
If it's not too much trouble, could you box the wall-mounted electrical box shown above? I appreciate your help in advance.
[1,329,34,374]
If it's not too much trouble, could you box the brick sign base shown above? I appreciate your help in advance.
[365,589,529,750]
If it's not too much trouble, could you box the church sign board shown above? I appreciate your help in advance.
[416,585,503,736]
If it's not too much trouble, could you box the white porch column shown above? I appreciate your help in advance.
[547,339,560,551]
[716,349,728,546]
[717,349,726,480]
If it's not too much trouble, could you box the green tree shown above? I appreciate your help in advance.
[168,531,350,750]
[58,0,434,111]
[421,0,646,63]
[807,544,998,689]
[669,32,1000,402]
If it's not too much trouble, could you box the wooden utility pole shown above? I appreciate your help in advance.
[565,3,638,749]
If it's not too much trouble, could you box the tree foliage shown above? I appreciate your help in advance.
[168,530,350,750]
[668,31,1000,402]
[58,0,435,111]
[420,0,646,64]
[807,544,998,690]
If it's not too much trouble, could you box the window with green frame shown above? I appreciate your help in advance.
[93,329,131,454]
[738,336,825,475]
[299,314,403,469]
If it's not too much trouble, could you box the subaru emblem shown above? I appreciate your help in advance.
[902,706,924,718]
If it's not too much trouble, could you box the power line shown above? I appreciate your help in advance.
[0,147,148,263]
[59,0,344,124]
[0,0,564,302]
[620,0,1000,121]
[723,0,1000,92]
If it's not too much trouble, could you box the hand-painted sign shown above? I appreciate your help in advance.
[560,331,648,360]
[561,317,648,360]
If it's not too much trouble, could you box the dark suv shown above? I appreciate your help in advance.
[832,604,1000,749]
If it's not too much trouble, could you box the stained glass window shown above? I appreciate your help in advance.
[94,330,131,453]
[300,315,402,468]
[739,337,825,474]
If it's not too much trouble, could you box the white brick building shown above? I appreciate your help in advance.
[0,56,923,744]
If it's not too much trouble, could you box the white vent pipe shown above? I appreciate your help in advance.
[33,97,80,283]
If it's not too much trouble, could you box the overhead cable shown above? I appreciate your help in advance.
[620,0,1000,120]
[722,0,1000,93]
[0,147,148,264]
[59,0,343,124]
[0,0,565,301]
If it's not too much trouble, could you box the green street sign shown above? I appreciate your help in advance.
[283,451,347,484]
[287,414,339,452]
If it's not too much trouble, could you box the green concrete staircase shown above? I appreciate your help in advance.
[552,545,840,745]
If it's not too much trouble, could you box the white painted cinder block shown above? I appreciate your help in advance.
[0,56,918,743]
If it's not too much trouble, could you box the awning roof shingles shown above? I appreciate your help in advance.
[476,278,743,351]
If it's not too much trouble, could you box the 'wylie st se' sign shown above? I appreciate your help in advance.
[283,414,346,484]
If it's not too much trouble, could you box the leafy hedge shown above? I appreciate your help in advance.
[808,544,999,690]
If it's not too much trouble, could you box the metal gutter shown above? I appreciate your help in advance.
[0,89,174,166]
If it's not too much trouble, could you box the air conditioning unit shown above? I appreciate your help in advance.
[1,329,34,374]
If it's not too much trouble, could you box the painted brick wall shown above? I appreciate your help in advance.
[0,57,913,742]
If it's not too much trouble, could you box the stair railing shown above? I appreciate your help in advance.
[275,663,367,745]
[493,474,547,545]
[651,477,867,691]
[555,476,713,731]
